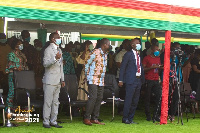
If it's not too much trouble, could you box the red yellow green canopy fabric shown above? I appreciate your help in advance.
[1,0,200,33]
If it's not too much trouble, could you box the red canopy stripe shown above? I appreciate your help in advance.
[44,0,200,17]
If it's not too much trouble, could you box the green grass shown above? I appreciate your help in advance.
[0,104,200,133]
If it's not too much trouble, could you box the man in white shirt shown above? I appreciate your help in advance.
[43,32,65,128]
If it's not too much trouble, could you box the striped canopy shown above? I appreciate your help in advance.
[1,0,200,33]
[81,33,200,45]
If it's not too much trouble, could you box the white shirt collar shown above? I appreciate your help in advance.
[132,49,141,76]
[132,49,137,53]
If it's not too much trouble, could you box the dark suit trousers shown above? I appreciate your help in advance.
[84,84,104,120]
[144,80,162,118]
[123,78,141,122]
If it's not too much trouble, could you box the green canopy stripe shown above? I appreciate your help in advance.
[1,6,200,34]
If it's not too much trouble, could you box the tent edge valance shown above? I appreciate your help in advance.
[81,34,200,45]
[1,6,200,34]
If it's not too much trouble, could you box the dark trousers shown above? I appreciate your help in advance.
[0,71,9,95]
[144,80,162,118]
[84,84,104,120]
[169,79,178,116]
[116,78,126,113]
[123,78,141,122]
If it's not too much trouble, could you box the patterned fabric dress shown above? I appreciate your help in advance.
[63,51,75,74]
[76,51,90,100]
[5,50,28,112]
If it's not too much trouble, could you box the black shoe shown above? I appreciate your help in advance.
[146,113,151,121]
[129,121,139,124]
[50,124,63,128]
[122,119,130,124]
[98,118,103,122]
[146,117,152,121]
[43,124,51,128]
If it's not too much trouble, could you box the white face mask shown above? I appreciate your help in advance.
[136,44,141,51]
[55,38,61,45]
[18,44,23,50]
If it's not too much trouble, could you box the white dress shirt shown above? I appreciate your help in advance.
[52,43,61,62]
[132,49,141,76]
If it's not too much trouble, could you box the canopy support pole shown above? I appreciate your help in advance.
[160,30,171,124]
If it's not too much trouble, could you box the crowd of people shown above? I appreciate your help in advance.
[0,30,200,127]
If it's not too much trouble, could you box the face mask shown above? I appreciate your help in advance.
[136,44,141,51]
[0,39,7,43]
[36,47,42,51]
[55,38,61,45]
[25,37,31,42]
[19,44,23,50]
[154,51,160,56]
[89,44,94,51]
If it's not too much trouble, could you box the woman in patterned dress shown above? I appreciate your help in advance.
[76,41,93,100]
[5,38,28,112]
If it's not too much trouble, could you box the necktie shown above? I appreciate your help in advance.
[136,51,140,73]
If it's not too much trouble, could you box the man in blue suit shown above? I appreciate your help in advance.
[118,38,145,124]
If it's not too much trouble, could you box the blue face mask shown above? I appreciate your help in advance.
[25,37,31,42]
[0,39,7,43]
[136,44,141,51]
[154,51,160,56]
[19,44,23,50]
[55,38,61,45]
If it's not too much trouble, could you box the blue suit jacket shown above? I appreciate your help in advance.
[119,51,145,84]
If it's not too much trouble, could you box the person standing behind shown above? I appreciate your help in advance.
[5,38,28,112]
[33,39,44,77]
[21,30,35,70]
[168,42,189,121]
[83,38,110,126]
[142,41,151,59]
[142,45,162,122]
[42,32,65,128]
[115,39,130,80]
[118,38,145,124]
[189,49,200,113]
[62,44,75,75]
[115,39,130,114]
[76,40,93,100]
[0,33,11,95]
[147,38,159,56]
